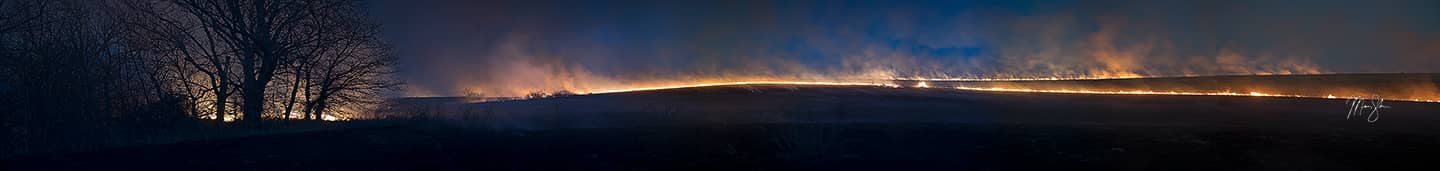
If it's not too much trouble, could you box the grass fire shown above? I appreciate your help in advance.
[5,0,1440,170]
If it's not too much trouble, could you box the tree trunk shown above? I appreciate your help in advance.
[282,71,301,120]
[311,99,329,121]
[241,79,264,123]
[213,83,227,122]
[302,82,314,120]
[240,0,276,125]
[302,101,316,120]
[308,91,332,120]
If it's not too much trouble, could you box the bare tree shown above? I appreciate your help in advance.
[294,3,400,120]
[0,0,49,76]
[0,0,46,35]
[0,0,157,155]
[125,0,240,122]
[117,0,396,122]
[0,0,398,156]
[169,0,353,123]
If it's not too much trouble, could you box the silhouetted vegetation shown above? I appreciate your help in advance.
[0,0,398,157]
[524,90,577,99]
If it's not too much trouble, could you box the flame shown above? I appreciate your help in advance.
[951,86,1440,103]
[566,79,1440,103]
[952,86,1301,98]
[577,75,1167,96]
[894,75,1144,81]
[590,81,899,94]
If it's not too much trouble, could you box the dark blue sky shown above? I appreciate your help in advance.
[370,0,1440,96]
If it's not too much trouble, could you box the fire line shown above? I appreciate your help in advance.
[581,80,1440,104]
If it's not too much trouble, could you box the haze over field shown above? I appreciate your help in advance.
[373,0,1440,97]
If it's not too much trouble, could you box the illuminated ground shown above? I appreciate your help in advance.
[7,76,1440,170]
[913,73,1440,103]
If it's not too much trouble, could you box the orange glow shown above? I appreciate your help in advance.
[952,86,1439,103]
[894,76,1143,81]
[571,80,1440,103]
[321,114,345,121]
[590,81,899,94]
[953,86,1298,97]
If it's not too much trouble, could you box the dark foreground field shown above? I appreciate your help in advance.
[7,83,1440,170]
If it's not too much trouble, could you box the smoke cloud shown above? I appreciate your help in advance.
[371,0,1440,97]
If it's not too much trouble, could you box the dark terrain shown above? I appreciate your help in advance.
[6,82,1440,170]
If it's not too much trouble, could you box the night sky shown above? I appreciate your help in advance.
[369,0,1440,97]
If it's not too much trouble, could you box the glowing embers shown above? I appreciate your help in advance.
[894,75,1147,82]
[956,86,1307,97]
[950,86,1440,103]
[576,78,1440,104]
[590,81,900,94]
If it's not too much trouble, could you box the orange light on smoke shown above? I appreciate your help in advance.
[577,80,1439,103]
[590,81,900,94]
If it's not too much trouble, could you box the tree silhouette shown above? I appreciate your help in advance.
[0,0,397,156]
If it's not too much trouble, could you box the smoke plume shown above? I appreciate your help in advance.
[372,0,1440,97]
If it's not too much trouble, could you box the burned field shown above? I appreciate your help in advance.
[8,74,1440,170]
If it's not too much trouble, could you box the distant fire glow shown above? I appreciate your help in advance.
[951,86,1298,98]
[570,78,1440,103]
[590,81,900,94]
[321,115,344,122]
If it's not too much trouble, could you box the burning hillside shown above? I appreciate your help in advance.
[575,74,1440,103]
[918,73,1440,103]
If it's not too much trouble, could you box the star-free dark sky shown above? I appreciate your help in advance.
[369,0,1440,96]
